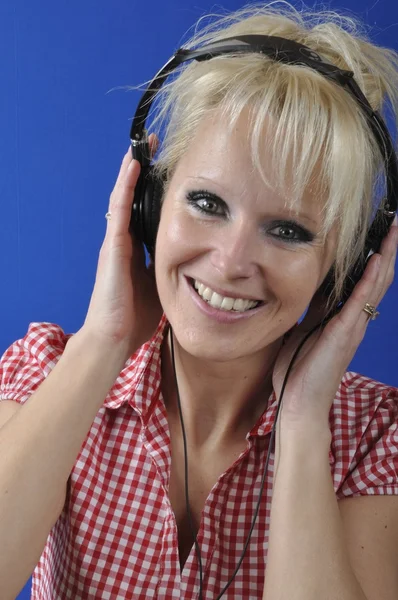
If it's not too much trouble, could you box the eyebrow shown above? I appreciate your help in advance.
[282,211,319,227]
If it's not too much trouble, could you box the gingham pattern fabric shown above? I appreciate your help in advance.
[1,316,398,599]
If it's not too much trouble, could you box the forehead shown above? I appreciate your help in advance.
[170,109,325,220]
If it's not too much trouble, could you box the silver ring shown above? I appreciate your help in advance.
[105,212,112,221]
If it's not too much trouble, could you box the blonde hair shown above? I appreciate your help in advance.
[144,2,398,308]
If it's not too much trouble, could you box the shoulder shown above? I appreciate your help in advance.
[338,370,396,396]
[0,322,73,405]
[335,373,398,599]
[330,372,398,498]
[333,371,397,425]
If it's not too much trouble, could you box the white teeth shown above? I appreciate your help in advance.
[202,287,213,301]
[232,298,246,312]
[210,292,224,309]
[193,279,259,312]
[220,297,235,310]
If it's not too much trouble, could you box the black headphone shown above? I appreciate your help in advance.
[129,34,397,306]
[128,36,398,598]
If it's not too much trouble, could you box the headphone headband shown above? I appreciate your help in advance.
[130,34,397,216]
[131,35,356,138]
[129,34,397,299]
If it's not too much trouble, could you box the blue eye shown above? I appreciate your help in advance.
[186,190,227,215]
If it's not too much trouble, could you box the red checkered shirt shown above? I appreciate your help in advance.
[1,315,398,599]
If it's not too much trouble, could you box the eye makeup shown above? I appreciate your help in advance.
[185,189,316,244]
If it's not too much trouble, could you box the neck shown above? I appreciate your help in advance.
[161,327,282,449]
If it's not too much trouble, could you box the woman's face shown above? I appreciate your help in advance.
[155,111,336,362]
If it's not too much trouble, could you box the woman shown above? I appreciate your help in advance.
[0,3,397,599]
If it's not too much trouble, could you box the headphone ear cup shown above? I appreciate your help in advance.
[341,209,391,302]
[318,208,391,308]
[318,260,363,308]
[142,167,165,258]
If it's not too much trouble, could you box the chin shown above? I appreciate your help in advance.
[159,280,293,362]
[173,332,250,362]
[165,313,276,364]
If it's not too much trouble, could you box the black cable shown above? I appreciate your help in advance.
[170,329,204,597]
[169,310,335,599]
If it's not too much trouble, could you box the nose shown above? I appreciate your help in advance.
[210,221,260,280]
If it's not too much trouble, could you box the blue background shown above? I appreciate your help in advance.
[0,1,396,598]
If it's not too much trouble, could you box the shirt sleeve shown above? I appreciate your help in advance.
[0,322,72,405]
[330,372,398,499]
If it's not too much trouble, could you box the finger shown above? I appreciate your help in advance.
[321,252,381,340]
[106,155,141,235]
[354,253,382,328]
[351,219,397,322]
[328,219,397,333]
[148,133,159,158]
[372,218,398,304]
[115,147,133,185]
[112,146,135,197]
[105,135,158,237]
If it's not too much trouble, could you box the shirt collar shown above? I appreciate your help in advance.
[103,314,168,414]
[248,390,279,438]
[103,314,280,438]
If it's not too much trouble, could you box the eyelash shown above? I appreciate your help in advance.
[186,190,315,244]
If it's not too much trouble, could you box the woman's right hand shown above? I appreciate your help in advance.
[82,136,163,364]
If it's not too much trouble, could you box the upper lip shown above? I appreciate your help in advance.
[187,276,262,302]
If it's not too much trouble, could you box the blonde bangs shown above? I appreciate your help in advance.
[145,2,398,307]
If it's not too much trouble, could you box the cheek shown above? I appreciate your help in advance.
[265,251,324,306]
[154,211,192,296]
[156,209,210,268]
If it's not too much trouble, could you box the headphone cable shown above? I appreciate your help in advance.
[169,314,332,598]
[170,329,204,597]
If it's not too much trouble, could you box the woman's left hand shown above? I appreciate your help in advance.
[272,218,398,430]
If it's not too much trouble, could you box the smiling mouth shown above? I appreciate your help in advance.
[189,278,263,313]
